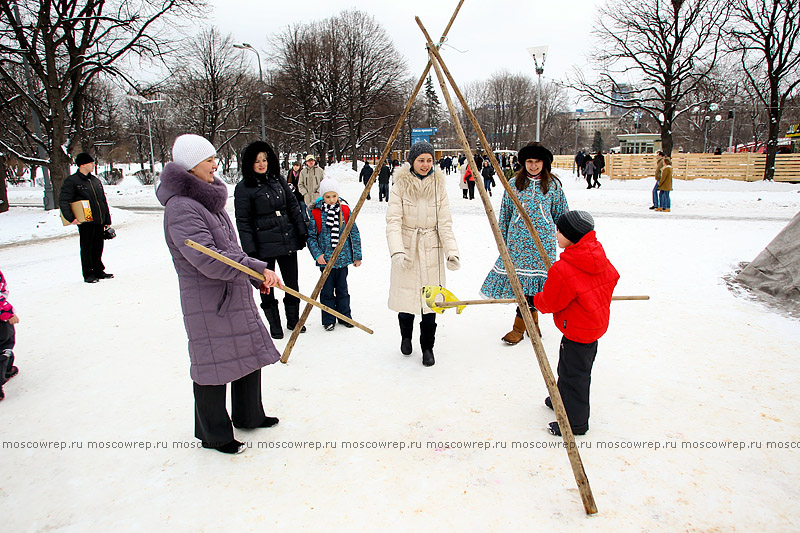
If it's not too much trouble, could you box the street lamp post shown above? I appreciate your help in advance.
[633,111,642,154]
[526,46,548,142]
[702,102,720,153]
[234,42,266,141]
[728,108,736,152]
[126,95,164,186]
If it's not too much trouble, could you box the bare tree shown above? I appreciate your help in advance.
[0,0,203,206]
[568,0,730,156]
[269,10,407,168]
[728,0,800,179]
[169,28,251,149]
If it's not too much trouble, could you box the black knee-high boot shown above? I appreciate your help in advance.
[284,302,306,333]
[399,313,414,355]
[420,321,437,367]
[262,302,284,339]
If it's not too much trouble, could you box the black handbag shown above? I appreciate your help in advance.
[103,227,116,240]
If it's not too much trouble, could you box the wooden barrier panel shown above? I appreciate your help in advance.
[606,153,800,182]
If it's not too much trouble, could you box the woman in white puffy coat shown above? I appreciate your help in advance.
[386,142,460,367]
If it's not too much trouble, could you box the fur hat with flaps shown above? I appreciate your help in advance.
[518,142,554,173]
[240,140,281,186]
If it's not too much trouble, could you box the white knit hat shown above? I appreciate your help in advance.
[172,134,216,171]
[319,177,340,196]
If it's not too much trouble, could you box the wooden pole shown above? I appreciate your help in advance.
[279,0,467,364]
[184,240,374,334]
[434,295,651,308]
[418,17,598,515]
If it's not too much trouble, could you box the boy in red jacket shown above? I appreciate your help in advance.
[533,211,619,436]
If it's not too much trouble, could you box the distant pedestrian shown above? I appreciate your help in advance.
[574,150,585,177]
[650,151,665,210]
[481,159,496,197]
[656,156,673,212]
[359,160,372,200]
[58,152,113,283]
[299,154,325,206]
[378,160,391,202]
[593,151,605,188]
[583,155,595,189]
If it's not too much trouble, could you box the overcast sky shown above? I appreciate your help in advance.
[208,0,601,109]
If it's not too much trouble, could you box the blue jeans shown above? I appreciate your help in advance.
[320,266,351,325]
[652,181,660,207]
[658,190,671,209]
[379,183,389,201]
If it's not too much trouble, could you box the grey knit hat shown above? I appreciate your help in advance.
[407,141,435,164]
[171,134,216,171]
[557,210,595,244]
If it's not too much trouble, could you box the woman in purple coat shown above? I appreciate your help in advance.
[157,134,283,455]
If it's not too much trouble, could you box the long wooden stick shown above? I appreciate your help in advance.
[419,17,598,515]
[279,0,467,364]
[184,240,373,335]
[435,295,651,308]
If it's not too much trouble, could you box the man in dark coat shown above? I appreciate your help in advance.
[359,160,372,200]
[378,160,391,201]
[574,150,585,176]
[58,153,113,283]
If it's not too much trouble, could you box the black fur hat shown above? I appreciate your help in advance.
[518,142,553,173]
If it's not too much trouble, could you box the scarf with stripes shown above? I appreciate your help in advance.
[324,202,340,247]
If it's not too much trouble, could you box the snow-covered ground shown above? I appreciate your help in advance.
[2,164,800,530]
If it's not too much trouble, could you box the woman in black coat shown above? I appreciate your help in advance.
[234,141,308,338]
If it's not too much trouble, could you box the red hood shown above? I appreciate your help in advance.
[558,231,609,275]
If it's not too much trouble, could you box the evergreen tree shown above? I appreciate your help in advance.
[592,131,604,153]
[424,76,441,127]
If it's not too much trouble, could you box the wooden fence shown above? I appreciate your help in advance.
[515,153,800,182]
[605,153,800,182]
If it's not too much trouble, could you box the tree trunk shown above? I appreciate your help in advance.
[0,156,9,214]
[763,95,781,181]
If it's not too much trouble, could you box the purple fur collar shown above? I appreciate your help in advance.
[157,162,228,213]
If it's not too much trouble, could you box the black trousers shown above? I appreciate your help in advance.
[0,321,15,386]
[193,369,267,446]
[0,320,14,352]
[467,181,475,199]
[78,223,105,279]
[259,252,299,309]
[320,266,351,325]
[556,336,598,431]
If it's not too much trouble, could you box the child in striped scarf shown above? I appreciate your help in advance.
[307,178,363,331]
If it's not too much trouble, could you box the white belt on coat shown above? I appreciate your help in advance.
[403,225,437,265]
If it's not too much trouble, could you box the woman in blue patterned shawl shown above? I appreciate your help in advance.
[480,142,569,344]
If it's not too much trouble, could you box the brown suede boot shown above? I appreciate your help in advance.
[532,310,542,337]
[502,316,526,345]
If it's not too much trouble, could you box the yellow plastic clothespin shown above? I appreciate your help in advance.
[421,285,466,314]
